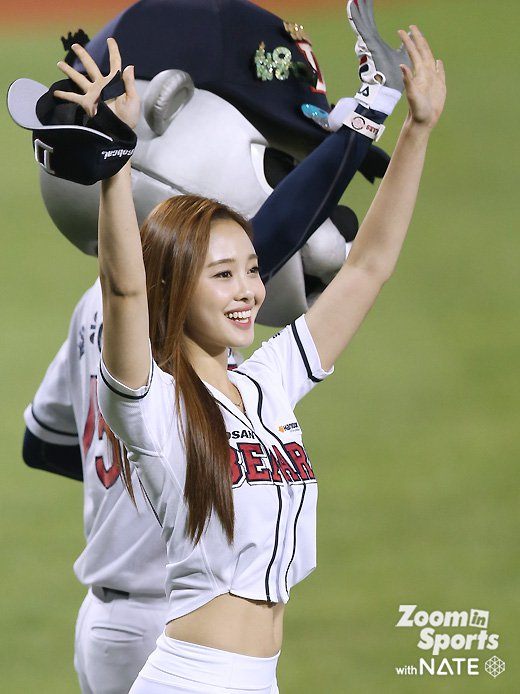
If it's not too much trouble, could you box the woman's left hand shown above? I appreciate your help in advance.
[398,25,446,130]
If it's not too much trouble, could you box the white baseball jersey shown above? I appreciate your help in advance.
[98,315,333,621]
[25,279,168,595]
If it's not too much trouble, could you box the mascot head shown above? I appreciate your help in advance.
[40,0,386,325]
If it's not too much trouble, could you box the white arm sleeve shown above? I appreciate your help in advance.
[243,315,334,408]
[97,353,176,458]
[24,340,78,446]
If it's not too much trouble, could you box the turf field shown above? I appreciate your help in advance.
[1,1,518,691]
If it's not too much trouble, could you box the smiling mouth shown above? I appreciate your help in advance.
[225,309,252,325]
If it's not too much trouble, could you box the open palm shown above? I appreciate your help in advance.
[398,26,446,129]
[54,38,140,130]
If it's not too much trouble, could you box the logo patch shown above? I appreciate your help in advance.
[278,422,300,433]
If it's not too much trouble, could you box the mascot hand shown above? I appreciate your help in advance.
[347,0,411,92]
[54,38,140,130]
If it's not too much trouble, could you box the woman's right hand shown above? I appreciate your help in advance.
[398,26,446,131]
[54,38,140,130]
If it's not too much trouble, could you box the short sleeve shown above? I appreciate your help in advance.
[242,314,334,407]
[24,340,79,446]
[97,352,176,458]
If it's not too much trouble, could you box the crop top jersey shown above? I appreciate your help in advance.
[97,315,333,621]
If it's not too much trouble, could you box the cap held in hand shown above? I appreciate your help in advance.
[7,76,137,186]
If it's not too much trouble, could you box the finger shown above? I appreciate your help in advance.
[56,60,91,92]
[397,33,413,67]
[53,89,83,103]
[55,90,98,118]
[71,43,103,81]
[409,25,435,66]
[400,63,413,89]
[107,37,122,75]
[398,29,421,73]
[122,65,138,99]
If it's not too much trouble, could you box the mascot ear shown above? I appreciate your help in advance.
[143,69,195,135]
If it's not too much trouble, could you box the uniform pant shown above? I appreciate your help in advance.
[129,632,280,693]
[74,588,169,694]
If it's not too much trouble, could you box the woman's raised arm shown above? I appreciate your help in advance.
[305,27,446,371]
[55,39,150,388]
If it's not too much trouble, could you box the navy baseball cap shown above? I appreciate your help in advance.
[7,76,137,185]
[81,0,333,150]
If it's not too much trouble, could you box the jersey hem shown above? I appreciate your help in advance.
[166,587,288,624]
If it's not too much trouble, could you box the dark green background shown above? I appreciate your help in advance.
[1,1,517,691]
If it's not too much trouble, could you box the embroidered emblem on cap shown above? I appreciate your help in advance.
[252,19,326,92]
[254,42,292,81]
[283,21,311,44]
[283,19,326,94]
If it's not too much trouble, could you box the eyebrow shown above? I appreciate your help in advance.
[206,253,258,268]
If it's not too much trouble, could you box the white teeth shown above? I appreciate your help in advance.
[226,309,252,321]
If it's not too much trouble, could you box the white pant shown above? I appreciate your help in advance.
[74,588,169,694]
[129,633,280,693]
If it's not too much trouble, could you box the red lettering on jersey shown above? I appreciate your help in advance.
[270,445,302,483]
[83,374,119,489]
[284,442,315,481]
[295,41,327,94]
[238,442,271,483]
[82,376,96,454]
[95,454,119,489]
[229,447,244,487]
[95,408,119,489]
[268,450,283,484]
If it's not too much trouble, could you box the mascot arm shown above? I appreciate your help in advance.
[22,429,83,481]
[22,338,83,482]
[253,106,386,283]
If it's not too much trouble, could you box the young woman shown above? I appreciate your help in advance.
[54,28,445,694]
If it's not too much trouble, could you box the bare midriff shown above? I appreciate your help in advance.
[165,593,285,657]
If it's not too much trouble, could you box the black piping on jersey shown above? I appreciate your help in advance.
[137,476,163,528]
[265,486,283,602]
[31,405,78,437]
[215,388,283,603]
[216,399,274,472]
[236,370,307,602]
[285,483,306,594]
[100,361,154,400]
[217,399,255,434]
[291,322,323,383]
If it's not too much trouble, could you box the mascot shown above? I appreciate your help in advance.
[36,0,403,325]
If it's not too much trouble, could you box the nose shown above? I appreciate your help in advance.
[235,275,255,304]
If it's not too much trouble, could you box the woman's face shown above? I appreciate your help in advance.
[185,219,265,353]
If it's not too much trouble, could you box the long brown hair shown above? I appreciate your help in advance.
[107,195,253,545]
